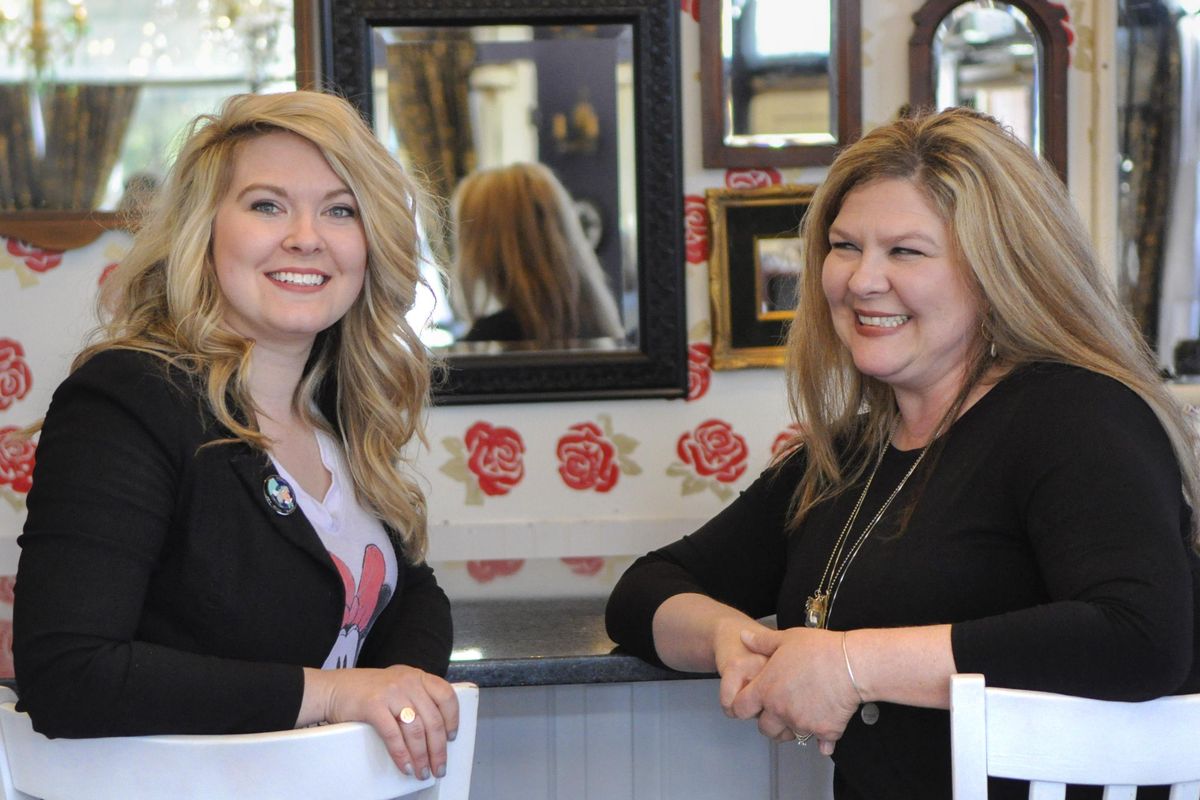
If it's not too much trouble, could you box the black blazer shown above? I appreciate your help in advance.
[13,348,451,738]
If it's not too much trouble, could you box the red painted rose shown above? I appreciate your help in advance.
[680,0,700,23]
[0,575,13,605]
[687,343,712,401]
[465,421,525,496]
[0,338,32,411]
[0,620,12,679]
[557,422,619,492]
[725,168,781,189]
[561,556,605,577]
[466,559,525,583]
[6,239,63,273]
[0,427,35,494]
[771,423,804,459]
[684,194,710,264]
[677,418,748,483]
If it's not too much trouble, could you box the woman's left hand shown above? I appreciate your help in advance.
[729,627,862,756]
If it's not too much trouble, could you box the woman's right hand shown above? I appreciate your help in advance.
[300,665,459,781]
[713,617,773,718]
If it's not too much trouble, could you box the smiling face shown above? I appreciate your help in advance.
[821,177,982,404]
[211,130,367,355]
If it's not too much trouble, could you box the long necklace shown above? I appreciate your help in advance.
[804,422,938,629]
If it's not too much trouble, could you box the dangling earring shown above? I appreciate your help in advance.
[980,319,997,359]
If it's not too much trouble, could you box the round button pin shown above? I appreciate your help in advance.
[264,474,297,515]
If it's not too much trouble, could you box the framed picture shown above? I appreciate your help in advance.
[706,184,816,368]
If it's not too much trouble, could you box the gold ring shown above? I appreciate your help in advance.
[794,731,814,746]
[399,707,416,725]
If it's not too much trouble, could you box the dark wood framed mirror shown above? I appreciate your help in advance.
[699,0,862,168]
[322,0,687,404]
[909,0,1069,180]
[0,3,318,251]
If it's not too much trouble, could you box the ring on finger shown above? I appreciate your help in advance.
[399,706,417,725]
[794,731,814,746]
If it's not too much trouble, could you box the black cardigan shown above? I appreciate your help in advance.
[14,348,451,738]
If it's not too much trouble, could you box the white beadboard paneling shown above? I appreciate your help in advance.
[472,681,835,800]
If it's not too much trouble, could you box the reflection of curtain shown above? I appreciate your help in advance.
[40,84,141,209]
[0,83,140,211]
[1158,14,1200,368]
[1121,10,1181,350]
[0,85,39,209]
[386,33,477,214]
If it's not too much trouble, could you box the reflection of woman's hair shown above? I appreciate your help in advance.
[81,90,436,561]
[785,106,1200,546]
[450,162,623,344]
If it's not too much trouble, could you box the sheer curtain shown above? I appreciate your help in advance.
[1159,13,1200,369]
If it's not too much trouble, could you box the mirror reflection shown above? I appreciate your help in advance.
[370,24,637,354]
[0,0,296,212]
[719,0,836,148]
[932,1,1041,153]
[754,235,803,318]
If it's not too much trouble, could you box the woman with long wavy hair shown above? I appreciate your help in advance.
[608,107,1200,799]
[450,161,623,345]
[14,91,457,782]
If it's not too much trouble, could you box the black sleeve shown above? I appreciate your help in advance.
[13,352,303,737]
[952,371,1196,700]
[605,456,801,667]
[357,560,453,676]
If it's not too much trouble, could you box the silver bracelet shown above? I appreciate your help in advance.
[842,631,866,704]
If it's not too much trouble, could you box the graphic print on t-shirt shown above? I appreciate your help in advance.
[323,543,394,669]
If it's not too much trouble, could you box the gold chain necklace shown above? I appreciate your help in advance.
[804,422,938,629]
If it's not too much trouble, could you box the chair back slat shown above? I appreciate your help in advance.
[1099,786,1138,800]
[1168,781,1200,800]
[0,683,479,800]
[1028,781,1066,800]
[951,674,1200,799]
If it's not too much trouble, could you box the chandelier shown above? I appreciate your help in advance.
[0,0,88,80]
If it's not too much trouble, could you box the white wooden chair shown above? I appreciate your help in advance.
[950,673,1200,800]
[0,682,478,800]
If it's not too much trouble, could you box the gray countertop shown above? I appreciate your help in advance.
[0,597,713,695]
[444,596,713,688]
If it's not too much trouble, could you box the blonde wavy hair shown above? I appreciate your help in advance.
[784,107,1200,548]
[79,90,437,561]
[450,161,623,344]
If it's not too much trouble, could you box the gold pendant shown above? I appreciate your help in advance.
[805,592,828,628]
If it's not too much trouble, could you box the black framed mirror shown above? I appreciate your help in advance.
[909,0,1069,181]
[321,0,686,404]
[699,0,862,168]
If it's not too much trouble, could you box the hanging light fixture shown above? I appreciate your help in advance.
[0,0,88,80]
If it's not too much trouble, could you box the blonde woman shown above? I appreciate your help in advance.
[14,91,457,782]
[450,161,624,345]
[607,108,1200,799]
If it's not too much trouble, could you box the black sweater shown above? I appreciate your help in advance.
[607,363,1200,799]
[14,348,452,738]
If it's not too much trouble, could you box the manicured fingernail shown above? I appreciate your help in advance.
[449,729,458,741]
[421,766,431,781]
[436,764,446,778]
[403,762,414,776]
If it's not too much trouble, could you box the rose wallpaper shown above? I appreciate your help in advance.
[0,1,1097,674]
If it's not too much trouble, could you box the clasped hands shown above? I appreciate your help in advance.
[715,623,862,756]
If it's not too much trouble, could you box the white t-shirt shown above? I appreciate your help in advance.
[269,428,398,669]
